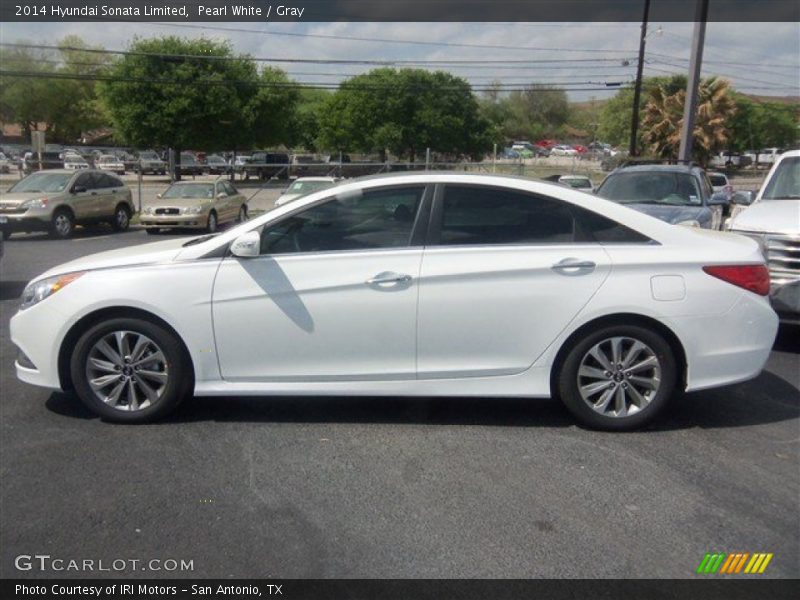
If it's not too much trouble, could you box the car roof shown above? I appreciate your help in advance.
[170,180,214,185]
[293,176,337,182]
[611,163,703,174]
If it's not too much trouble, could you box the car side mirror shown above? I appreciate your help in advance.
[732,191,755,206]
[217,192,226,199]
[71,185,86,194]
[230,231,261,258]
[708,192,731,206]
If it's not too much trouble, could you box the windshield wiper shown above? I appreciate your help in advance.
[182,233,219,247]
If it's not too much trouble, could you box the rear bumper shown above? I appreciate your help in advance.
[672,294,779,392]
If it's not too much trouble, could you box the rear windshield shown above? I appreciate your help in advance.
[709,174,728,186]
[287,180,335,195]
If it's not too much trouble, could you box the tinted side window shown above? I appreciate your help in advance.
[73,172,95,190]
[223,181,237,196]
[260,186,425,255]
[571,206,652,244]
[438,185,574,245]
[96,173,121,188]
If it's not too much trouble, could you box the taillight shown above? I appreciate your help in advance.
[702,265,770,296]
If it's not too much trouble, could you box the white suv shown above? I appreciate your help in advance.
[728,150,800,324]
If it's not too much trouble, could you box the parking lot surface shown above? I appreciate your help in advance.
[0,230,798,578]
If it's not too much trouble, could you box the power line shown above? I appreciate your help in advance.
[0,69,628,92]
[0,42,635,66]
[138,20,642,54]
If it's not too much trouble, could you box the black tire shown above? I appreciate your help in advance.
[49,208,75,239]
[146,228,160,235]
[111,204,131,232]
[1,228,10,240]
[206,211,218,233]
[237,205,248,223]
[69,317,193,423]
[556,324,677,431]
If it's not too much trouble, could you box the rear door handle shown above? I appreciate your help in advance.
[551,258,596,273]
[366,271,412,285]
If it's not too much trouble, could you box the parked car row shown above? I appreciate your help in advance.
[0,169,252,239]
[503,140,620,161]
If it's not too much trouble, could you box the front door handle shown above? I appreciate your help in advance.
[551,258,596,274]
[366,271,412,285]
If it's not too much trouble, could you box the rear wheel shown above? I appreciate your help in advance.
[50,209,74,239]
[556,325,677,431]
[70,317,192,423]
[112,204,130,231]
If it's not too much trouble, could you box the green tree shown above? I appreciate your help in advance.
[727,95,798,155]
[317,68,491,161]
[289,88,333,152]
[99,36,297,177]
[0,36,110,144]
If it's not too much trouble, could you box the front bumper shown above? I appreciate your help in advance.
[771,279,800,324]
[140,213,207,229]
[0,211,50,231]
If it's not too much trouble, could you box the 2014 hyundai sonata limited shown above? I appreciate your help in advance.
[10,173,778,430]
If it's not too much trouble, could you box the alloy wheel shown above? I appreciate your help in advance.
[85,330,169,412]
[576,336,661,418]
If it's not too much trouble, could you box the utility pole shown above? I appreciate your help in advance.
[678,0,710,162]
[629,0,651,157]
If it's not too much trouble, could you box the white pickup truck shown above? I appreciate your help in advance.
[728,150,800,324]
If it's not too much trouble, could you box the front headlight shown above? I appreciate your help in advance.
[182,206,204,214]
[20,272,85,310]
[676,219,701,227]
[143,206,154,215]
[20,198,48,210]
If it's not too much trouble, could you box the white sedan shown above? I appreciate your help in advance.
[10,173,777,430]
[550,145,579,157]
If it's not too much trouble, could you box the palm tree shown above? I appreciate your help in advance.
[642,76,736,164]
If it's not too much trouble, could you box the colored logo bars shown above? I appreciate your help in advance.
[697,552,773,574]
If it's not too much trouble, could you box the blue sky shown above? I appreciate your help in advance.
[2,21,797,101]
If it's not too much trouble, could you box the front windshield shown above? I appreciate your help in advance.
[9,172,72,193]
[597,172,702,206]
[161,183,214,199]
[761,156,800,200]
[140,152,159,160]
[287,180,334,195]
[65,156,85,164]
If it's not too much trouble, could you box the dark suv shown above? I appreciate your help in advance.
[245,152,289,181]
[595,163,730,230]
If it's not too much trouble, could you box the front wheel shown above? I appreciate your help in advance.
[237,205,248,223]
[556,324,677,431]
[206,211,217,233]
[112,204,130,231]
[50,209,75,239]
[70,318,193,423]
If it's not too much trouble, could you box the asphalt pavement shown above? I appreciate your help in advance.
[0,229,798,579]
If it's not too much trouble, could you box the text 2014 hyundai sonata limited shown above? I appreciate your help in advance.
[10,173,778,430]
